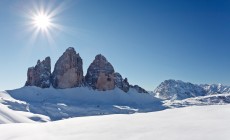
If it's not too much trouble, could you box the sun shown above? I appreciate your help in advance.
[33,13,51,30]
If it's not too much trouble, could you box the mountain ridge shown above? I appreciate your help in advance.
[25,47,147,94]
[154,79,230,100]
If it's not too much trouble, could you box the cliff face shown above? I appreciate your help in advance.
[25,47,148,94]
[52,47,83,89]
[85,54,115,91]
[25,57,51,88]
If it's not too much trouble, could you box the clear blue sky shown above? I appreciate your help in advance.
[0,0,230,91]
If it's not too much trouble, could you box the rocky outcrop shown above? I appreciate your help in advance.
[25,57,51,88]
[114,73,123,89]
[52,47,83,89]
[24,47,147,94]
[122,78,130,92]
[131,85,148,93]
[200,84,230,95]
[85,54,115,91]
[114,73,130,92]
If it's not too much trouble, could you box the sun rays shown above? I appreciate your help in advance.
[23,0,70,47]
[33,13,51,30]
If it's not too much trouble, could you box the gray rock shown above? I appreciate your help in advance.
[114,72,123,89]
[154,79,206,100]
[114,73,130,92]
[200,84,230,95]
[25,57,51,88]
[122,78,130,92]
[85,54,115,91]
[52,47,83,89]
[131,85,148,93]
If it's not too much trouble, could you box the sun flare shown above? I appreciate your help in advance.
[33,14,51,30]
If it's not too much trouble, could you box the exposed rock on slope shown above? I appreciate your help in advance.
[200,84,230,95]
[154,79,206,100]
[131,85,148,93]
[24,47,148,94]
[85,55,135,92]
[25,57,51,88]
[122,78,130,92]
[114,73,123,89]
[85,54,115,91]
[52,47,83,89]
[114,73,130,92]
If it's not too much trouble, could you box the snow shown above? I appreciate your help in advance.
[0,90,50,123]
[163,93,230,108]
[1,85,230,139]
[0,87,164,121]
[200,84,230,95]
[154,79,206,100]
[153,79,230,100]
[0,86,230,139]
[0,105,230,140]
[0,104,34,124]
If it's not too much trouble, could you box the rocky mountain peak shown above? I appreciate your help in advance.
[24,47,148,94]
[25,57,51,88]
[52,48,83,89]
[85,54,115,90]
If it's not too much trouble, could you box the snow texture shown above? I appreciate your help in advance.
[154,79,230,100]
[0,105,229,140]
[0,87,164,121]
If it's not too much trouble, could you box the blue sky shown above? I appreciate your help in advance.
[0,0,230,91]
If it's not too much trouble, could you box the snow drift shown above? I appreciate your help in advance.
[0,105,229,140]
[0,86,164,122]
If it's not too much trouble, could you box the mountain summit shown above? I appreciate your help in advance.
[25,57,51,88]
[52,47,83,89]
[154,79,230,100]
[25,47,147,93]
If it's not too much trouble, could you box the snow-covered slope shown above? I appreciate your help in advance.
[163,93,230,108]
[0,87,164,122]
[154,79,206,100]
[0,105,229,140]
[0,91,50,123]
[154,79,230,100]
[200,84,230,95]
[0,104,34,124]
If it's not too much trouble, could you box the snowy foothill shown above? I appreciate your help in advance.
[0,86,164,122]
[0,105,230,140]
[0,85,230,140]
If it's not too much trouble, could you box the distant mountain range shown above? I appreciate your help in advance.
[154,79,230,100]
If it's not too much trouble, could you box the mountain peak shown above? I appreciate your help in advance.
[52,47,83,89]
[154,79,206,100]
[24,47,148,93]
[25,56,51,88]
[66,47,75,51]
[85,54,115,90]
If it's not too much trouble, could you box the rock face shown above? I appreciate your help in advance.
[200,84,230,95]
[85,54,115,91]
[25,57,51,88]
[114,73,123,89]
[114,73,130,92]
[52,47,83,89]
[131,85,148,93]
[122,78,130,92]
[24,47,148,94]
[154,79,206,100]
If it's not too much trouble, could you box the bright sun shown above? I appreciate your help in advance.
[33,14,51,30]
